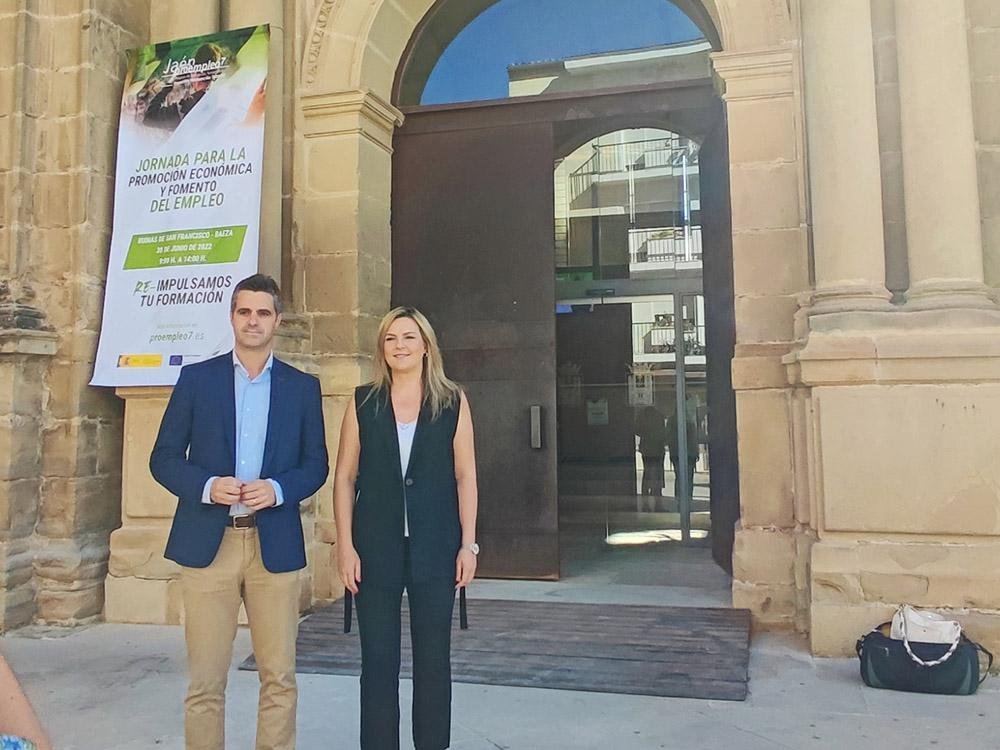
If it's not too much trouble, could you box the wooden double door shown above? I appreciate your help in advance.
[390,83,738,578]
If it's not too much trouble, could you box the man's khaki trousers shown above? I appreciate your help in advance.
[180,527,300,750]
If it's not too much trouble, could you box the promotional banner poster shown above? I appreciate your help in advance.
[91,25,269,386]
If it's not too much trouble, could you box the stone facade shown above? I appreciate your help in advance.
[1,0,142,629]
[3,0,1000,657]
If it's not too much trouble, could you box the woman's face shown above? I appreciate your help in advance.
[383,316,427,375]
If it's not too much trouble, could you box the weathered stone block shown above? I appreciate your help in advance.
[954,610,1000,662]
[298,194,360,256]
[0,583,36,632]
[732,228,808,297]
[304,253,359,314]
[729,163,801,231]
[47,68,84,118]
[0,415,41,482]
[120,391,174,520]
[816,384,1000,536]
[0,478,41,538]
[93,0,150,38]
[315,357,370,397]
[97,418,123,476]
[726,98,797,165]
[48,359,123,421]
[0,125,13,175]
[0,13,18,68]
[51,15,84,70]
[107,525,175,579]
[732,527,796,585]
[357,40,396,97]
[734,294,798,344]
[35,579,103,623]
[312,312,361,355]
[306,137,361,195]
[810,602,894,656]
[364,0,414,64]
[810,570,863,605]
[0,358,46,416]
[312,543,336,601]
[859,571,930,602]
[42,419,99,477]
[33,535,110,585]
[38,474,121,536]
[104,574,180,624]
[0,539,34,589]
[732,580,796,627]
[735,389,794,527]
[811,538,1000,654]
[0,68,18,117]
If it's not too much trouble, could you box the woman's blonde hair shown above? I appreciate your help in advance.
[368,306,460,420]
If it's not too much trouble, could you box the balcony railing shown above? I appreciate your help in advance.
[632,321,707,359]
[568,136,699,204]
[628,226,702,265]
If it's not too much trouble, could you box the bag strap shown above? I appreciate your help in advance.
[856,621,891,658]
[343,588,353,633]
[344,586,469,632]
[459,586,469,630]
[973,639,994,685]
[900,609,960,667]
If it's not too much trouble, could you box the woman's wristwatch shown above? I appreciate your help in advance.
[461,542,480,555]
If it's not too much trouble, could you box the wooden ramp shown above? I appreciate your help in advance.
[241,598,751,701]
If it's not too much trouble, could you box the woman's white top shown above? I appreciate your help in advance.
[397,419,417,537]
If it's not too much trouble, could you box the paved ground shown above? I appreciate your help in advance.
[4,585,999,749]
[3,544,998,749]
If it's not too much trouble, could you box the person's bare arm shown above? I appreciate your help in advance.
[0,654,51,750]
[333,398,362,594]
[454,390,479,587]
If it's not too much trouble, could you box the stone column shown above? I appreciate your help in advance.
[800,0,891,313]
[297,90,403,600]
[895,0,994,309]
[222,0,283,285]
[0,329,57,631]
[711,47,807,628]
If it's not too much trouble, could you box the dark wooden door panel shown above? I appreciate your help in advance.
[699,116,739,573]
[392,118,559,578]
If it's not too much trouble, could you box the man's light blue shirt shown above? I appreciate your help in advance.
[201,352,284,515]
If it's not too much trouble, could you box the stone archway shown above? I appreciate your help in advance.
[295,0,812,633]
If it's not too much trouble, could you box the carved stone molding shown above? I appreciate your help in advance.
[301,88,404,152]
[303,0,342,88]
[711,47,794,102]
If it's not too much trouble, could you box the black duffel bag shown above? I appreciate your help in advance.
[856,623,993,695]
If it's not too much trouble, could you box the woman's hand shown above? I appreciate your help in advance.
[337,543,361,595]
[455,548,477,588]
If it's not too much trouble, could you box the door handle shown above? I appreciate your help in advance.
[530,405,542,449]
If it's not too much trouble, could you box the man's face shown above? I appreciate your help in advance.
[231,290,280,352]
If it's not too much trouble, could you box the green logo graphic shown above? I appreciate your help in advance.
[124,225,247,269]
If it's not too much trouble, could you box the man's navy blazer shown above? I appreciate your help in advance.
[150,352,329,573]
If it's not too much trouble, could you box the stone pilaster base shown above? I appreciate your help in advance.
[810,538,1000,657]
[732,526,815,631]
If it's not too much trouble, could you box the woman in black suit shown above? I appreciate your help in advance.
[333,306,479,750]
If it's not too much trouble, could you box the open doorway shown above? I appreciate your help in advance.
[554,128,731,596]
[391,1,738,583]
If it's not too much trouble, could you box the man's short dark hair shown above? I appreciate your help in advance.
[231,274,282,315]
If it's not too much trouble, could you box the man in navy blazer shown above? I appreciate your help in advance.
[150,274,328,750]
